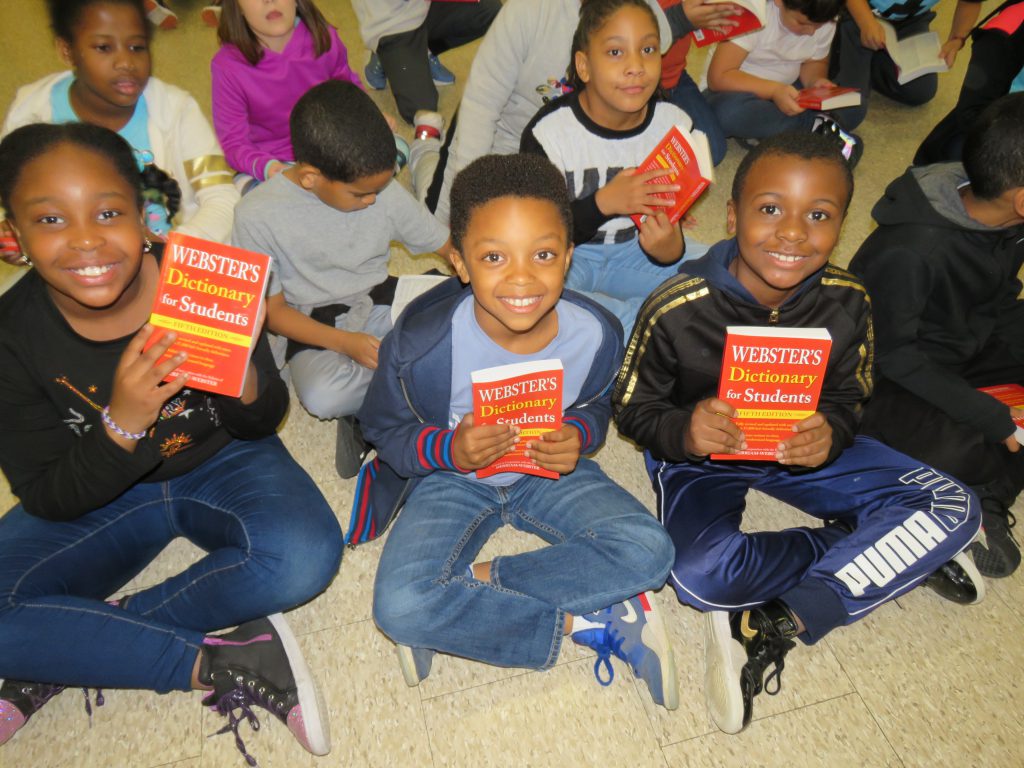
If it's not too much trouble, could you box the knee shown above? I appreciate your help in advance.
[296,384,358,420]
[372,578,439,644]
[602,514,676,585]
[257,516,344,607]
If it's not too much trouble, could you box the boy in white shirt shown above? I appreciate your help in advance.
[705,0,860,162]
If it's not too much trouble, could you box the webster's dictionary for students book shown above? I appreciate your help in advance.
[712,326,832,460]
[147,232,271,397]
[472,358,564,479]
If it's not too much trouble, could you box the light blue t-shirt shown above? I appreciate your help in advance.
[449,294,602,485]
[50,75,171,236]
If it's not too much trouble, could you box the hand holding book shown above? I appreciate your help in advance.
[597,167,681,219]
[685,397,748,458]
[523,426,582,475]
[774,411,833,467]
[453,413,520,472]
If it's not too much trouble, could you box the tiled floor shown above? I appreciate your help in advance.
[2,1,1021,766]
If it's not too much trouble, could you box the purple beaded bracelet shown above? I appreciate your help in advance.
[102,406,147,441]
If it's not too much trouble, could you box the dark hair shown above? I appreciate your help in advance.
[218,0,333,66]
[731,132,854,211]
[290,80,394,182]
[779,0,842,25]
[449,153,572,252]
[569,0,660,91]
[962,93,1024,201]
[47,0,150,41]
[0,122,144,218]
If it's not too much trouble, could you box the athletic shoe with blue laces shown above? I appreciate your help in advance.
[428,53,455,86]
[364,52,386,91]
[571,592,678,710]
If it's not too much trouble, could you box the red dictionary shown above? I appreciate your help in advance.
[147,232,271,397]
[712,326,832,461]
[978,384,1024,443]
[691,0,766,47]
[472,359,564,479]
[629,125,713,229]
[796,85,861,110]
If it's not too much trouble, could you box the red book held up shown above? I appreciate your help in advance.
[978,384,1024,444]
[629,125,713,229]
[796,86,861,110]
[712,326,832,461]
[692,0,766,47]
[147,231,271,397]
[472,359,564,479]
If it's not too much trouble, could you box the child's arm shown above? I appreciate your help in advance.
[846,0,887,51]
[266,292,381,369]
[707,41,805,115]
[940,0,983,66]
[798,57,833,89]
[681,0,743,35]
[210,64,281,181]
[172,93,241,243]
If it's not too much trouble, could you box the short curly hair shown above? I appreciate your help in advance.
[449,153,572,252]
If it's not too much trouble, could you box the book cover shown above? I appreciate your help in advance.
[629,125,713,229]
[472,359,564,479]
[147,232,271,397]
[878,20,949,84]
[712,326,832,461]
[978,384,1024,444]
[796,85,861,110]
[691,0,766,47]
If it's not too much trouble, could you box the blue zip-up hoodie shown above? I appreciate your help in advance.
[346,277,624,544]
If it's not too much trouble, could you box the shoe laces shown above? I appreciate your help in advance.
[205,673,290,767]
[742,625,796,698]
[81,688,105,724]
[589,630,625,687]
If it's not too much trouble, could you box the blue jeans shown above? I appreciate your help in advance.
[0,436,343,692]
[648,437,980,643]
[568,237,709,336]
[373,459,674,669]
[705,88,819,140]
[665,71,728,166]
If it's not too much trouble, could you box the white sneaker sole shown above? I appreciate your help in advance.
[639,591,679,710]
[704,611,748,734]
[267,613,331,756]
[953,549,986,604]
[396,644,422,687]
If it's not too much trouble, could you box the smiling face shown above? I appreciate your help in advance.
[574,4,661,130]
[237,0,297,52]
[727,154,848,308]
[450,196,572,354]
[58,2,151,130]
[8,142,148,319]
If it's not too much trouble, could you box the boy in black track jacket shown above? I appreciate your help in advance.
[614,132,980,736]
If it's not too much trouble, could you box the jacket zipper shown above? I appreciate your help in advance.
[768,308,780,324]
[399,376,426,423]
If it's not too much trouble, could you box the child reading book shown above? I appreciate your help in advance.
[357,152,678,710]
[1,0,239,250]
[0,122,342,764]
[613,132,981,735]
[231,80,451,479]
[850,94,1024,579]
[520,0,711,335]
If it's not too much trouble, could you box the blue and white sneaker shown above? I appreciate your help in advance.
[364,52,386,90]
[571,592,678,710]
[395,645,435,687]
[428,53,455,86]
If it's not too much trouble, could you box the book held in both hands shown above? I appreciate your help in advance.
[978,384,1024,444]
[878,19,949,85]
[692,0,766,47]
[471,359,564,479]
[712,326,832,461]
[147,231,271,397]
[630,125,714,228]
[796,85,861,111]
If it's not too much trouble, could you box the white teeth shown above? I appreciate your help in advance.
[504,296,539,307]
[72,264,114,277]
[769,252,801,263]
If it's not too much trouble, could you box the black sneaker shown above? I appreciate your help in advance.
[336,416,369,480]
[924,549,986,604]
[970,504,1020,578]
[0,679,65,744]
[811,114,863,169]
[200,614,330,763]
[704,602,798,734]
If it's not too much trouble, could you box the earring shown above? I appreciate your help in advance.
[143,237,153,254]
[18,251,32,266]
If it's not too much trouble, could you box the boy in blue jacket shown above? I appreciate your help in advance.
[354,152,678,709]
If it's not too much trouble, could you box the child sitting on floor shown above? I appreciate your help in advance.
[356,152,679,710]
